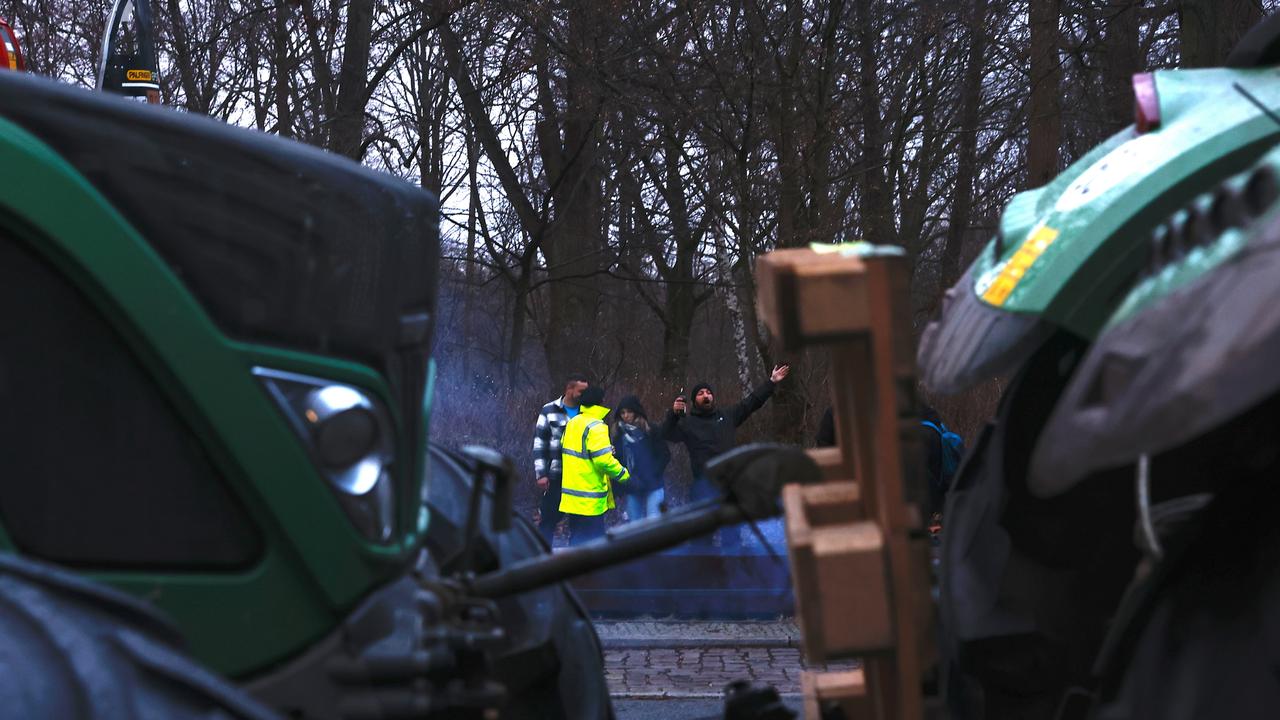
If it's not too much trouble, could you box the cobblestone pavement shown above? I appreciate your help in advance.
[614,698,801,720]
[595,620,801,648]
[605,645,857,698]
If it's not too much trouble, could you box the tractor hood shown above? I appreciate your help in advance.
[0,71,439,444]
[1029,148,1280,497]
[920,67,1280,394]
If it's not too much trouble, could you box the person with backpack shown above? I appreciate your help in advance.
[921,405,964,516]
[815,404,963,515]
[612,395,670,523]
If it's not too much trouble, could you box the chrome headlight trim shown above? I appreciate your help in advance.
[253,367,395,542]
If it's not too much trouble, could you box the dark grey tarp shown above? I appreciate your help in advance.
[1029,212,1280,497]
[918,265,1053,395]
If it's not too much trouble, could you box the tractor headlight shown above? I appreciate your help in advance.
[254,367,395,542]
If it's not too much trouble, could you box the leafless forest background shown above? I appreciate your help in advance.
[3,0,1273,513]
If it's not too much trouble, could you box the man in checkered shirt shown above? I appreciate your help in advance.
[532,373,589,545]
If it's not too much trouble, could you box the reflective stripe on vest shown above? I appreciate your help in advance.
[562,420,614,459]
[581,421,601,455]
[564,446,615,460]
[562,487,610,499]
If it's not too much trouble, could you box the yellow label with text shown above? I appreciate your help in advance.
[126,69,153,82]
[981,225,1060,306]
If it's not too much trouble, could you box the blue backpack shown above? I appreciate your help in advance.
[922,420,965,490]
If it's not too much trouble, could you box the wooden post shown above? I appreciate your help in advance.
[757,248,931,720]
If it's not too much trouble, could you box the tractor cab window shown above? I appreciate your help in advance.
[0,230,260,569]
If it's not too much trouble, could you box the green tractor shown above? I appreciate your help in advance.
[0,69,613,718]
[0,64,806,720]
[1024,144,1280,719]
[920,15,1280,718]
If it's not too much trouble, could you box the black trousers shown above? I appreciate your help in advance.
[537,480,564,546]
[566,513,606,546]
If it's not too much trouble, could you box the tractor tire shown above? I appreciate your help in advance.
[0,552,277,719]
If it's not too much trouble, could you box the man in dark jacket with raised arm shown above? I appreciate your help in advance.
[663,364,790,549]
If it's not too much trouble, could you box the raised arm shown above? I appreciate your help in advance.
[731,364,790,427]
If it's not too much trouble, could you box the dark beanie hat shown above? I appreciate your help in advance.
[691,382,714,398]
[616,395,647,419]
[579,386,606,407]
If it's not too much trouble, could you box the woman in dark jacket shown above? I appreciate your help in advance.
[612,395,670,522]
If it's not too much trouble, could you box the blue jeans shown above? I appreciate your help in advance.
[690,475,742,550]
[623,488,664,522]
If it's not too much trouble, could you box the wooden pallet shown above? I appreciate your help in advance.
[802,668,870,719]
[757,248,933,719]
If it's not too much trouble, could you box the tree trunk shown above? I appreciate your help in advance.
[507,247,537,388]
[659,292,695,383]
[165,0,206,113]
[1178,0,1263,68]
[716,236,754,395]
[940,0,990,290]
[328,0,374,158]
[271,4,293,137]
[298,0,337,126]
[1101,0,1142,132]
[656,133,698,382]
[537,3,608,382]
[853,0,894,245]
[541,160,605,381]
[462,122,478,380]
[1028,0,1062,187]
[732,154,767,394]
[416,36,446,197]
[805,0,844,243]
[772,0,805,249]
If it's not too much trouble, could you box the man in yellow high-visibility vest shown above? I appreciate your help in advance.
[560,386,630,545]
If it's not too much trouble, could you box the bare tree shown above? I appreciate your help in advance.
[940,0,993,290]
[1029,0,1063,187]
[1179,0,1263,68]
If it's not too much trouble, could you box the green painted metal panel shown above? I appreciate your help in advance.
[1108,148,1280,328]
[0,117,427,677]
[970,67,1280,337]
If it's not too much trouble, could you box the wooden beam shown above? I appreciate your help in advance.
[757,248,932,720]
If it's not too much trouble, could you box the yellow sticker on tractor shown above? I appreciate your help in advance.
[126,69,153,82]
[981,225,1060,306]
